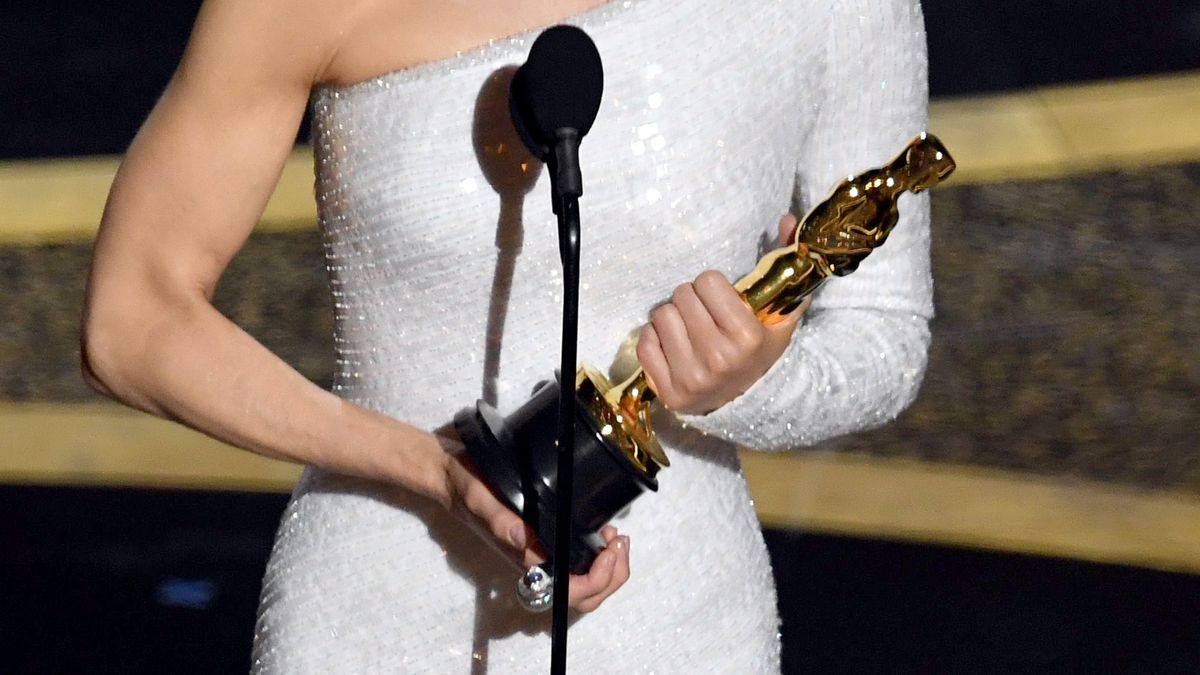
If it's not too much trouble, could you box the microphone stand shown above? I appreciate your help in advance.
[551,194,578,674]
[550,129,582,675]
[547,127,583,672]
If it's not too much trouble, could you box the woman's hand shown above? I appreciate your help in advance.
[637,214,811,415]
[442,448,631,613]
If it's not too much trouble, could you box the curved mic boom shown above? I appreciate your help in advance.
[505,24,607,672]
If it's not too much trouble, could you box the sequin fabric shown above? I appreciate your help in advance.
[253,0,932,671]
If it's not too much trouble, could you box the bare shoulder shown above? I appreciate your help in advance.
[182,0,376,88]
[90,0,384,302]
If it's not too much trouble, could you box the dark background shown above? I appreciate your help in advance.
[3,1,1200,673]
[4,1,1200,158]
[4,486,1200,673]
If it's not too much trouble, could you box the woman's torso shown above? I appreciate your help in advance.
[312,0,817,427]
[256,1,827,671]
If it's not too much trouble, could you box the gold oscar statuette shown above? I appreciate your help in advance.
[456,132,956,575]
[576,132,957,480]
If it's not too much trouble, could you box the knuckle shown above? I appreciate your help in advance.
[726,339,749,362]
[489,513,514,536]
[672,375,693,397]
[680,371,710,396]
[615,566,631,586]
[649,305,671,326]
[637,358,665,390]
[672,282,694,305]
[734,324,764,351]
[696,269,726,291]
[636,332,656,359]
[449,498,473,524]
[658,388,682,411]
[463,484,488,513]
[704,347,730,374]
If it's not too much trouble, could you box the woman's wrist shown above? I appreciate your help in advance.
[377,422,458,507]
[329,402,457,507]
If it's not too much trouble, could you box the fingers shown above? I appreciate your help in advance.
[778,212,799,245]
[693,269,762,346]
[636,323,672,396]
[633,212,805,413]
[648,302,696,377]
[643,270,766,412]
[570,529,631,614]
[670,282,725,356]
[472,485,543,567]
[448,458,634,612]
[446,456,544,568]
[773,213,809,329]
[771,212,807,332]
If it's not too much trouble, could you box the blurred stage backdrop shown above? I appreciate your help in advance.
[2,1,1200,673]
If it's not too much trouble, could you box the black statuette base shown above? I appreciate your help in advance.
[454,376,657,575]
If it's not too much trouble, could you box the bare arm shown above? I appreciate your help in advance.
[81,0,629,611]
[80,0,457,499]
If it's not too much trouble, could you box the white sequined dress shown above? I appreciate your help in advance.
[253,0,933,671]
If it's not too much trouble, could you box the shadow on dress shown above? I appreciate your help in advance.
[402,453,554,673]
[473,65,543,409]
[420,64,745,673]
[433,64,554,674]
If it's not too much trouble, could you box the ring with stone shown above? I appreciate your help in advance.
[516,565,554,612]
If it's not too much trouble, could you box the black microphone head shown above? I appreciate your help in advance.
[509,25,604,160]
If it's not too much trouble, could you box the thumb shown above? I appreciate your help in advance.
[778,213,798,246]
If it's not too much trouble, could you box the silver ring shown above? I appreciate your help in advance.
[516,565,554,612]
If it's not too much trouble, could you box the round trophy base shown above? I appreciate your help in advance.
[454,376,658,575]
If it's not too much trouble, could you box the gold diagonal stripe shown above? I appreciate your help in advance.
[2,71,1199,244]
[4,401,1200,574]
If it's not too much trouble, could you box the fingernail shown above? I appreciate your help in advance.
[615,536,628,552]
[508,524,526,549]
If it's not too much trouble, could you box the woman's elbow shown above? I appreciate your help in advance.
[79,276,164,407]
[878,320,931,421]
[888,358,928,420]
[79,301,132,401]
[80,343,113,398]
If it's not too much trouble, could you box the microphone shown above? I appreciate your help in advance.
[507,24,604,674]
[509,25,604,204]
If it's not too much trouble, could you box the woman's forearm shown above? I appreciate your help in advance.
[75,0,456,510]
[81,291,452,505]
